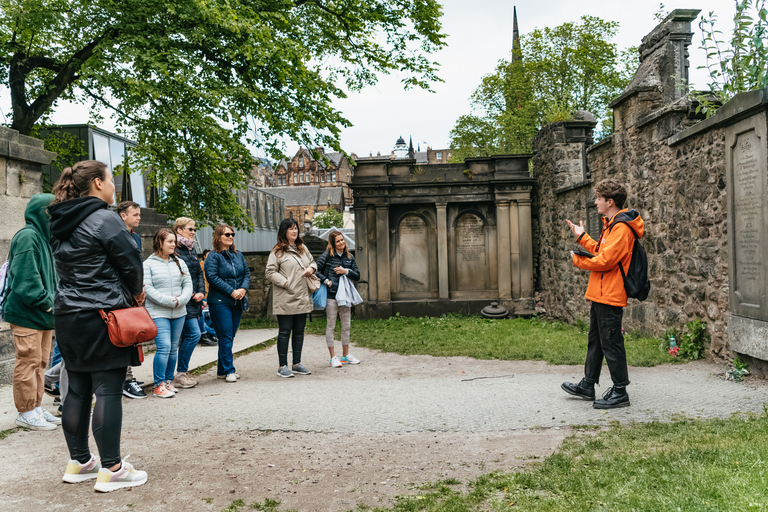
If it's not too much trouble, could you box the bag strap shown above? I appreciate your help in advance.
[99,309,109,323]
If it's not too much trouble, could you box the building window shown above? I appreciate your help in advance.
[299,157,304,167]
[448,152,452,158]
[299,173,304,183]
[331,171,336,181]
[436,152,442,160]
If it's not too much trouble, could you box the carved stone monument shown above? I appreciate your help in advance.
[350,155,535,318]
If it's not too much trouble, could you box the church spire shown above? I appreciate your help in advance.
[512,6,521,62]
[408,135,415,159]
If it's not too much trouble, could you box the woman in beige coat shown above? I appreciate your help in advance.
[265,218,317,378]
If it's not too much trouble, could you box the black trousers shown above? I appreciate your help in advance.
[62,367,126,467]
[277,314,307,367]
[584,302,630,387]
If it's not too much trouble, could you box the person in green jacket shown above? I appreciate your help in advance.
[3,193,60,431]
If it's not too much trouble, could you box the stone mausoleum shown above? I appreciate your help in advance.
[350,155,535,318]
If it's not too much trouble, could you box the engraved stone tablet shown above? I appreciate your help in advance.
[455,213,488,290]
[398,215,429,292]
[732,129,763,309]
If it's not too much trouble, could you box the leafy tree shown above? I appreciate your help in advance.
[0,0,446,228]
[693,0,768,117]
[450,16,635,159]
[313,206,343,229]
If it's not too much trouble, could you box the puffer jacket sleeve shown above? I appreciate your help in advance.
[347,256,360,281]
[178,260,194,306]
[574,223,633,272]
[99,214,143,296]
[205,252,235,296]
[315,251,330,282]
[143,258,176,307]
[238,252,250,290]
[265,250,288,289]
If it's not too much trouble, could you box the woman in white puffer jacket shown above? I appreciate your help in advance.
[143,228,192,398]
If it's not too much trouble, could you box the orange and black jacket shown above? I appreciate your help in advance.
[572,208,645,308]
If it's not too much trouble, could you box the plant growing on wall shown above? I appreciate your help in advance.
[694,0,768,116]
[678,319,709,360]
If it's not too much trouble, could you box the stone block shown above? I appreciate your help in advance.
[727,314,768,361]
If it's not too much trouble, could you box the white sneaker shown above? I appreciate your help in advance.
[15,412,56,431]
[93,455,147,492]
[225,373,237,383]
[340,354,361,364]
[62,454,101,483]
[330,356,342,368]
[41,409,61,425]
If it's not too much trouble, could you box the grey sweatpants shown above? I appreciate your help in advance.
[325,298,351,348]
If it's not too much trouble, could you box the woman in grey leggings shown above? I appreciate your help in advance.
[315,231,361,368]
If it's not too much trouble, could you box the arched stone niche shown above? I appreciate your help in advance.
[449,211,495,298]
[392,213,438,298]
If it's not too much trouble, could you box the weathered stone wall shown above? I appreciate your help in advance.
[533,10,733,355]
[243,252,272,318]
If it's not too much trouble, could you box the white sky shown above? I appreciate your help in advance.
[0,1,738,158]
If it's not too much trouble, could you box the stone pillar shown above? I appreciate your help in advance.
[436,203,449,299]
[496,201,512,299]
[366,205,378,301]
[375,206,391,301]
[509,201,521,298]
[518,199,534,297]
[354,207,369,301]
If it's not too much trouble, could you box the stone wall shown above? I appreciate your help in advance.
[533,9,734,355]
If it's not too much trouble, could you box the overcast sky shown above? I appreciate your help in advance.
[0,1,738,158]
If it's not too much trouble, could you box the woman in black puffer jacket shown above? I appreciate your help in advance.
[172,217,206,389]
[315,231,360,368]
[49,160,147,491]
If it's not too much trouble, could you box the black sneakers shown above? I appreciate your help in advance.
[44,383,60,397]
[593,386,630,409]
[199,334,218,346]
[122,379,147,399]
[561,379,596,400]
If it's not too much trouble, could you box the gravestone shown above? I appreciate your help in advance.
[455,213,488,290]
[397,215,430,292]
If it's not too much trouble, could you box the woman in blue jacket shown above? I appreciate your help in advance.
[315,231,360,368]
[204,225,250,382]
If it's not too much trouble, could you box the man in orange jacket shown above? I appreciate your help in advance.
[561,179,645,409]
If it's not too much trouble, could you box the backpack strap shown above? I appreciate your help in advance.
[607,218,639,280]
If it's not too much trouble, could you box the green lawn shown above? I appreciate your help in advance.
[357,413,768,512]
[241,314,682,367]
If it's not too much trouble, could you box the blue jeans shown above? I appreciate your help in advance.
[199,310,217,336]
[177,317,202,373]
[208,304,242,376]
[152,317,185,387]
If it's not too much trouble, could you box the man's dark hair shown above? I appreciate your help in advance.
[594,179,627,209]
[117,200,140,215]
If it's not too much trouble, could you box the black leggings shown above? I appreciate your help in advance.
[63,367,126,467]
[277,314,307,367]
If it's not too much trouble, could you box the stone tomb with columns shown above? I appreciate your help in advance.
[350,155,535,318]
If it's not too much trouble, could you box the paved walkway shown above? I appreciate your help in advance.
[3,328,767,434]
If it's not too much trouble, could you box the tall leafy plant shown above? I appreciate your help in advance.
[695,0,768,116]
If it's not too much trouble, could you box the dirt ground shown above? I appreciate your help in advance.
[0,427,568,511]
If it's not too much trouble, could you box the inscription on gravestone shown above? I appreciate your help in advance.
[398,215,429,292]
[455,213,488,290]
[732,130,763,308]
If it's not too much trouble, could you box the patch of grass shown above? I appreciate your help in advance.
[202,497,214,504]
[304,314,681,367]
[239,317,279,330]
[250,498,282,512]
[0,427,21,440]
[190,338,277,376]
[222,499,245,512]
[365,413,768,511]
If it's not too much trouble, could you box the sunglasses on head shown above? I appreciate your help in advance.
[223,232,235,238]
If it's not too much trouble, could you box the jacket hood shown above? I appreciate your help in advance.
[49,196,109,241]
[24,193,55,240]
[609,209,644,238]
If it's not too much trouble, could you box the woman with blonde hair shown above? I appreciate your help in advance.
[49,160,147,491]
[172,217,205,389]
[204,225,250,382]
[143,228,193,398]
[315,231,361,367]
[265,218,317,378]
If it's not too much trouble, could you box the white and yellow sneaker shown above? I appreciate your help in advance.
[62,454,101,483]
[93,456,147,492]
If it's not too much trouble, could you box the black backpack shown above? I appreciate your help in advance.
[608,219,650,301]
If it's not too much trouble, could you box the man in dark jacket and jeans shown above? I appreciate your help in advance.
[117,200,146,399]
[3,193,61,430]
